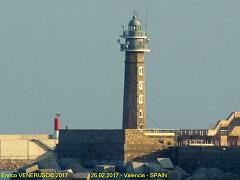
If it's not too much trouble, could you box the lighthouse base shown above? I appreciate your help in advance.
[56,129,164,167]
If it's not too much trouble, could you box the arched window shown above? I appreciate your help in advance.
[139,124,144,129]
[138,81,144,90]
[139,110,144,118]
[129,26,133,31]
[138,66,144,75]
[139,95,144,104]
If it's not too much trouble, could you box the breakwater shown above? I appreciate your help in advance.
[167,146,240,175]
[0,160,34,170]
[0,134,57,170]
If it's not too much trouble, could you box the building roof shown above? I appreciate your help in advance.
[128,15,141,26]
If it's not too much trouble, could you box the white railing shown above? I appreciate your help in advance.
[208,112,239,136]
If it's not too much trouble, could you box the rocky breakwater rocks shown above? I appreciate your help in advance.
[185,167,240,180]
[11,158,92,180]
[125,158,240,180]
[124,158,189,180]
[0,160,34,170]
[9,157,240,180]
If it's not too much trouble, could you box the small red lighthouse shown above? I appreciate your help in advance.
[54,112,61,138]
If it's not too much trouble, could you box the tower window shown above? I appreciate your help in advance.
[139,95,144,104]
[139,110,144,118]
[138,66,144,75]
[139,124,144,129]
[138,81,144,90]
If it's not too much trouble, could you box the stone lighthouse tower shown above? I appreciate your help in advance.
[119,14,150,129]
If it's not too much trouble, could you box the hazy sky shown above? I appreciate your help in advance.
[0,0,240,134]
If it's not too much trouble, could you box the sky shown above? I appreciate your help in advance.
[0,0,240,134]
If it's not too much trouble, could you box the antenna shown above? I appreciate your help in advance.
[133,10,137,17]
[145,0,148,32]
[121,24,124,32]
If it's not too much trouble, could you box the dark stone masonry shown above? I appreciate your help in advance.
[56,129,164,166]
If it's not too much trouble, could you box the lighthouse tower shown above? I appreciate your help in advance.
[119,14,150,129]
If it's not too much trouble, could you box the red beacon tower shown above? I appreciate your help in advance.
[54,112,61,139]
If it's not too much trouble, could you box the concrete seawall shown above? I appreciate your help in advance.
[167,146,240,175]
[57,129,164,167]
[0,134,58,170]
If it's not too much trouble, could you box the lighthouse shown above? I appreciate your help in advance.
[119,13,150,129]
[54,112,61,138]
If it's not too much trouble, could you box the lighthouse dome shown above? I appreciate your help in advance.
[128,15,141,26]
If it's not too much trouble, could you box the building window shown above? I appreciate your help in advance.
[137,53,143,59]
[138,81,144,90]
[138,66,144,75]
[139,95,144,104]
[139,110,144,118]
[139,124,144,129]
